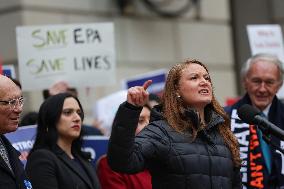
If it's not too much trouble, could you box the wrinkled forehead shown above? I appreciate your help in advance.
[0,80,22,99]
[181,63,209,75]
[248,60,280,77]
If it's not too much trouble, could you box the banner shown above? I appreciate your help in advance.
[5,125,109,167]
[82,136,109,164]
[16,23,116,91]
[5,125,36,166]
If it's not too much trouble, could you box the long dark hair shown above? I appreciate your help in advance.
[29,93,85,157]
[162,59,241,167]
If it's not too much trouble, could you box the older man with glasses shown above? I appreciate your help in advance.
[0,75,32,189]
[225,53,284,189]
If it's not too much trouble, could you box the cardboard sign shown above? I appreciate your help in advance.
[93,90,127,136]
[16,23,116,91]
[247,25,284,60]
[247,24,284,98]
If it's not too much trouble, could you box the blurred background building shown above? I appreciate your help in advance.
[0,0,283,124]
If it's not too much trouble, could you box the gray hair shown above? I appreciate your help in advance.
[241,53,284,81]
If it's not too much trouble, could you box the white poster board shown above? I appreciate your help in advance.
[247,24,284,98]
[16,23,116,91]
[93,90,127,136]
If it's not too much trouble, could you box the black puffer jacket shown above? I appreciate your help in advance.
[108,102,241,189]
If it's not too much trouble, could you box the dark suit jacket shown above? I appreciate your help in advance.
[26,146,100,189]
[0,135,32,189]
[224,93,284,188]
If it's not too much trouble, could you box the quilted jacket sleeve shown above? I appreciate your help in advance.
[107,102,170,174]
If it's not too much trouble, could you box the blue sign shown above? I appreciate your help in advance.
[2,65,16,78]
[124,69,166,95]
[82,136,109,164]
[5,125,36,166]
[3,69,12,77]
[5,125,109,167]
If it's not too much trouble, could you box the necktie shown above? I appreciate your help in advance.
[257,113,272,174]
[0,138,13,172]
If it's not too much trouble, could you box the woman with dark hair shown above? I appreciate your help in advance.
[26,93,100,189]
[108,59,242,189]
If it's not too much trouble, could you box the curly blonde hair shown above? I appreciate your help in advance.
[162,59,241,167]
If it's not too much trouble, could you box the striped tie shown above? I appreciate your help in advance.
[257,113,272,174]
[0,138,13,172]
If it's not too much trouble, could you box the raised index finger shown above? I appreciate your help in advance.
[142,80,152,90]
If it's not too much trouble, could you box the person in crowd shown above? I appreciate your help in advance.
[148,93,161,108]
[107,59,242,189]
[43,81,103,135]
[43,81,78,99]
[25,93,100,189]
[0,75,32,189]
[224,53,284,189]
[7,78,38,128]
[19,111,38,126]
[97,104,152,189]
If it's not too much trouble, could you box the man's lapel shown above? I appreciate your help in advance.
[0,156,14,177]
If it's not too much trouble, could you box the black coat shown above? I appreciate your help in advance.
[224,93,284,188]
[108,102,241,189]
[26,145,100,189]
[0,135,32,189]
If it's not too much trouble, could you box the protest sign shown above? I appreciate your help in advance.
[82,136,109,164]
[5,125,108,167]
[123,69,167,96]
[16,22,116,90]
[4,125,36,166]
[93,70,166,136]
[2,65,16,78]
[93,90,127,136]
[247,24,284,98]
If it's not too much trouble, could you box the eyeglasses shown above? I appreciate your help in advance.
[0,96,24,110]
[249,78,279,87]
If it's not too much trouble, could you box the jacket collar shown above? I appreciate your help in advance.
[206,110,225,130]
[53,145,95,189]
[150,104,224,130]
[150,104,164,122]
[233,93,284,123]
[0,135,23,178]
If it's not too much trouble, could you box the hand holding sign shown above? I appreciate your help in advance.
[127,80,152,107]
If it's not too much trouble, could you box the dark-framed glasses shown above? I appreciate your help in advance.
[0,96,24,110]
